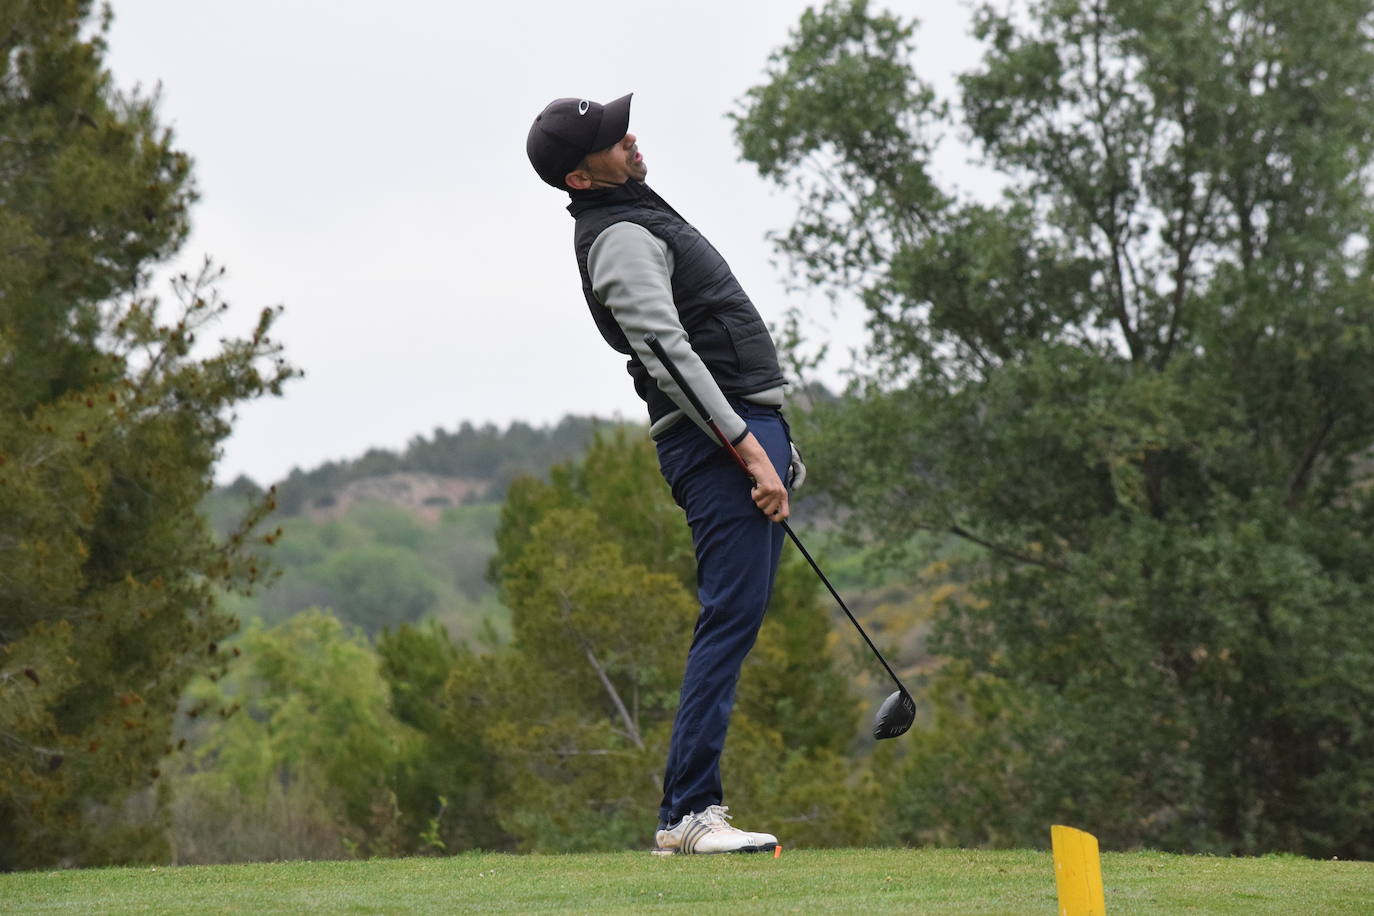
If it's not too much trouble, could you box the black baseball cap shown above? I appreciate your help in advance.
[526,93,633,189]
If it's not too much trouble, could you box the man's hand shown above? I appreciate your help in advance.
[734,432,789,522]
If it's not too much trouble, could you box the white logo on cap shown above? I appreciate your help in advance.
[578,100,591,115]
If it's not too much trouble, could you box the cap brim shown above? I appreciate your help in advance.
[592,93,633,151]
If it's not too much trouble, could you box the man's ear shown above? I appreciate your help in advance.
[565,169,592,191]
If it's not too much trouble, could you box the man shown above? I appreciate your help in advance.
[526,93,804,855]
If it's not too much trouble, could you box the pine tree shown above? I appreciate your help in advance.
[0,0,296,868]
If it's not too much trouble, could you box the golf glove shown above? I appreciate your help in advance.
[787,441,807,490]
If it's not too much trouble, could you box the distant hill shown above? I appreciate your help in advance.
[222,415,640,519]
[299,472,490,524]
[203,415,639,640]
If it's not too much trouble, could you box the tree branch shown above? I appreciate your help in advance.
[947,524,1072,574]
[581,644,644,751]
[1287,412,1337,507]
[1087,3,1142,362]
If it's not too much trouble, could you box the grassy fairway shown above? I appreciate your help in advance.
[3,848,1371,914]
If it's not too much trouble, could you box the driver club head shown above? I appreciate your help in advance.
[873,689,916,740]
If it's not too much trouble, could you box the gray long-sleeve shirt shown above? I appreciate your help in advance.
[586,221,784,443]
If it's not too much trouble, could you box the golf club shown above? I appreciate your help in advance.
[643,333,916,740]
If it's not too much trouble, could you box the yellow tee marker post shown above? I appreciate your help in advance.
[1051,825,1106,915]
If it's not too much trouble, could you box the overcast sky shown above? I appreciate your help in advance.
[103,1,985,486]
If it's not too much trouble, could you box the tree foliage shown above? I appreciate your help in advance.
[0,0,295,868]
[219,500,505,641]
[170,612,416,863]
[376,620,513,854]
[736,0,1374,856]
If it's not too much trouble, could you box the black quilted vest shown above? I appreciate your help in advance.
[568,180,784,426]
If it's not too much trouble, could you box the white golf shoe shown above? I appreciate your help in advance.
[651,805,779,855]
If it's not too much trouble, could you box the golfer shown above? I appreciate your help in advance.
[526,93,802,855]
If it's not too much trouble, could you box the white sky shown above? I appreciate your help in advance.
[103,1,986,485]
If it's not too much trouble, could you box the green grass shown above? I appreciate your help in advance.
[4,848,1371,914]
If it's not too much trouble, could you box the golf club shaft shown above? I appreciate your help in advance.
[642,333,911,697]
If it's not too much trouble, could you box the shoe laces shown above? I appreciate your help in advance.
[696,805,735,831]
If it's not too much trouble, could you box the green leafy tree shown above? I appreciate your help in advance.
[0,1,295,868]
[492,428,696,589]
[314,546,440,636]
[736,0,1374,856]
[376,621,513,854]
[170,612,416,862]
[484,506,698,851]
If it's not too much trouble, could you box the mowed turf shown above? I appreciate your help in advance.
[3,847,1372,914]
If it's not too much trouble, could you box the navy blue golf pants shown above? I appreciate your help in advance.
[654,400,792,827]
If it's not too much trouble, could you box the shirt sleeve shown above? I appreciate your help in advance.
[586,221,748,444]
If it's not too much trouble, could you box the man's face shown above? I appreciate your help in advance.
[574,132,647,188]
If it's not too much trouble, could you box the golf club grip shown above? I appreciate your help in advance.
[643,333,752,476]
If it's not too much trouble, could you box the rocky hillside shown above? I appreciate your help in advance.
[300,472,491,523]
[253,415,638,517]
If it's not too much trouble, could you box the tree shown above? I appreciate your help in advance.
[491,428,696,590]
[376,620,514,854]
[170,612,417,863]
[735,0,1374,856]
[0,1,295,868]
[484,506,699,851]
[315,546,440,635]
